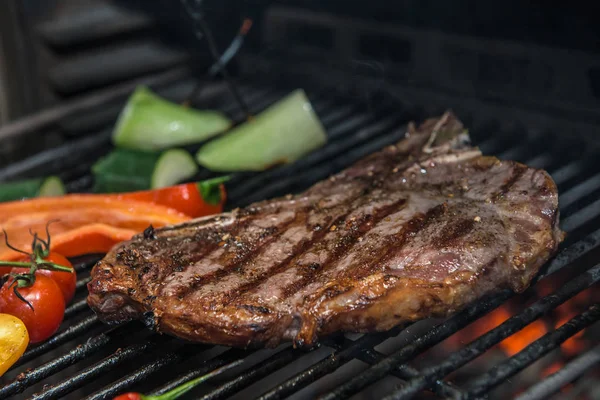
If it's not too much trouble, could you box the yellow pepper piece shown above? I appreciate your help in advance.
[0,314,29,376]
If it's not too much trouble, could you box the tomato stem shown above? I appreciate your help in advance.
[0,221,73,308]
[0,261,72,272]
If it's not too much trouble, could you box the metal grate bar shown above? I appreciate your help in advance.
[198,347,298,400]
[549,160,587,187]
[464,304,600,397]
[535,227,600,281]
[83,351,184,400]
[0,326,117,399]
[560,172,600,209]
[73,257,102,273]
[515,344,600,400]
[321,255,599,400]
[0,132,110,181]
[318,291,512,400]
[525,153,554,170]
[64,299,91,319]
[76,277,92,291]
[378,264,600,400]
[30,342,156,400]
[561,197,600,233]
[149,348,248,395]
[357,347,463,399]
[13,315,101,368]
[257,328,403,400]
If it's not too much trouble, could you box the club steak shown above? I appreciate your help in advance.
[87,112,564,348]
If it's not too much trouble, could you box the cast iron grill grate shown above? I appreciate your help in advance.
[0,77,598,400]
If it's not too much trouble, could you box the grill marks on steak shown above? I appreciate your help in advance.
[87,111,563,348]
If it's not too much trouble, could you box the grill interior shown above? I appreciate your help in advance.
[0,72,599,399]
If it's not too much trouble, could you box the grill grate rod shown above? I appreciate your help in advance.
[377,264,600,400]
[317,291,511,400]
[198,347,298,400]
[13,314,101,368]
[149,348,248,396]
[256,328,403,400]
[83,351,184,400]
[328,337,465,399]
[357,347,464,398]
[463,304,600,398]
[561,197,600,233]
[64,298,91,319]
[76,277,92,291]
[0,324,135,399]
[83,344,245,400]
[515,343,600,400]
[30,342,156,400]
[320,261,599,400]
[534,227,600,281]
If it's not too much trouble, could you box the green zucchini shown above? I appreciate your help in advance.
[151,149,199,189]
[112,86,233,151]
[0,176,65,202]
[195,89,327,172]
[92,148,199,193]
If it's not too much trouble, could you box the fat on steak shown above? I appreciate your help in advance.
[87,112,564,348]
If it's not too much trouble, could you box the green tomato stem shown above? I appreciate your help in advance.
[0,261,73,273]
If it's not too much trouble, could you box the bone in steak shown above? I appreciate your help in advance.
[87,112,564,348]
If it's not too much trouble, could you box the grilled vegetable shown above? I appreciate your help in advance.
[0,275,65,343]
[151,149,199,189]
[0,176,65,202]
[0,228,75,343]
[196,89,327,171]
[92,149,199,193]
[0,196,190,260]
[112,86,232,151]
[115,179,228,217]
[0,314,29,376]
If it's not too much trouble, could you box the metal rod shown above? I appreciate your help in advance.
[149,348,248,395]
[76,276,92,291]
[83,352,183,400]
[30,342,156,400]
[0,68,189,142]
[358,347,464,399]
[515,343,600,400]
[464,304,600,397]
[199,347,297,400]
[258,328,403,400]
[64,298,90,319]
[0,331,110,398]
[318,291,511,400]
[561,196,600,233]
[380,264,600,400]
[534,227,600,281]
[13,314,101,368]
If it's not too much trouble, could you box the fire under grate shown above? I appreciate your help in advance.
[0,77,599,400]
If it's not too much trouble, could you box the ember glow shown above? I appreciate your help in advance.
[435,268,598,399]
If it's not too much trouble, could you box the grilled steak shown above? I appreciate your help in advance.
[87,112,564,348]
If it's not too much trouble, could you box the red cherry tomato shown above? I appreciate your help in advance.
[113,393,142,400]
[0,275,65,343]
[12,252,76,304]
